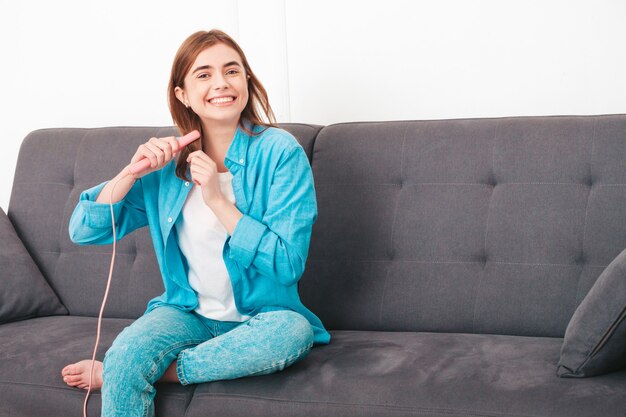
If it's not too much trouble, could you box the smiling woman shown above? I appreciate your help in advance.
[60,29,329,417]
[174,43,251,174]
[167,30,276,178]
[176,47,249,128]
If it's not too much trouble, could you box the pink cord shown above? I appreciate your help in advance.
[83,173,126,417]
[79,135,194,416]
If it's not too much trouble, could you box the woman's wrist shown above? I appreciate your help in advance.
[120,164,141,181]
[208,195,243,235]
[206,193,230,213]
[95,169,137,204]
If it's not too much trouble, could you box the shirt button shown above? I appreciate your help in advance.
[167,217,173,223]
[184,181,190,187]
[239,158,245,164]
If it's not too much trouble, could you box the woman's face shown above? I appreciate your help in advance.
[179,43,249,127]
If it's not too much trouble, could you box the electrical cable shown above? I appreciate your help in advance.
[82,174,125,417]
[79,130,199,416]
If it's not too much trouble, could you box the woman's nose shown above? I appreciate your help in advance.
[212,74,229,89]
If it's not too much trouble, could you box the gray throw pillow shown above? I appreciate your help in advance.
[557,247,626,377]
[0,207,67,323]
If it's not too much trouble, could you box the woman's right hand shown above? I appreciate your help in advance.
[126,136,181,179]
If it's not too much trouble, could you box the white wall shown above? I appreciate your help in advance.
[1,0,625,210]
[286,0,626,123]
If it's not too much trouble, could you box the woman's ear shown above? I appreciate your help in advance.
[174,86,189,108]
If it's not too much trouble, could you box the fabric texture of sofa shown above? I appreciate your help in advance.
[1,115,626,416]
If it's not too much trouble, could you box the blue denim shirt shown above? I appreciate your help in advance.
[69,124,330,345]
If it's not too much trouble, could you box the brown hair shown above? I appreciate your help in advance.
[168,29,277,180]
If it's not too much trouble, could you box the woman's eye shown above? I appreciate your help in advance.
[227,69,239,75]
[198,73,210,79]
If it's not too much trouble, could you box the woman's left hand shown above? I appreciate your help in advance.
[187,150,224,208]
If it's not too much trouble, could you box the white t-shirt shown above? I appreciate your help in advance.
[176,171,251,322]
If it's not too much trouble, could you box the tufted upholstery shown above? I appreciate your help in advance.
[9,117,626,333]
[299,115,626,338]
[8,124,320,318]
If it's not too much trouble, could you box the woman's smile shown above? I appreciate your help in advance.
[208,95,237,106]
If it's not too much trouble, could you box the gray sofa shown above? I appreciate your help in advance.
[2,115,626,416]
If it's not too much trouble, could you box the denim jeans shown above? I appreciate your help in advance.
[101,306,314,417]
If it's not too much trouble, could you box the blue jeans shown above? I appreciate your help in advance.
[101,306,314,417]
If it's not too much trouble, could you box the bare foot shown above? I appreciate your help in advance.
[61,360,103,390]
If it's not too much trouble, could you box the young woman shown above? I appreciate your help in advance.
[61,29,330,416]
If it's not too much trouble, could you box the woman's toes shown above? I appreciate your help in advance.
[61,365,77,376]
[63,374,82,385]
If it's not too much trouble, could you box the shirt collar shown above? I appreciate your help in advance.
[225,119,264,168]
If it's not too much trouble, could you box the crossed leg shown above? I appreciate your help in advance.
[60,307,314,417]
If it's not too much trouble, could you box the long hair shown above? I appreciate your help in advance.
[168,29,277,180]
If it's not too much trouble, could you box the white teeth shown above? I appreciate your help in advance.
[210,96,235,104]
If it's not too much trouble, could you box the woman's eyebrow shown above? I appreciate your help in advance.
[192,61,242,74]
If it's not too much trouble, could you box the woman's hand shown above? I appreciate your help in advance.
[187,150,225,208]
[127,136,181,179]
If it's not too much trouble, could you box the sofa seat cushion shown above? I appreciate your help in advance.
[186,330,626,417]
[0,316,194,416]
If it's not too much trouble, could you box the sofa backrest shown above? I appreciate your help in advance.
[8,125,319,319]
[9,116,626,338]
[297,115,626,338]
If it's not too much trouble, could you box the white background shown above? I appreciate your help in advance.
[1,0,625,210]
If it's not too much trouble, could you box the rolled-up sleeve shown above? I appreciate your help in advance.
[69,179,148,245]
[227,145,317,287]
[228,214,268,267]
